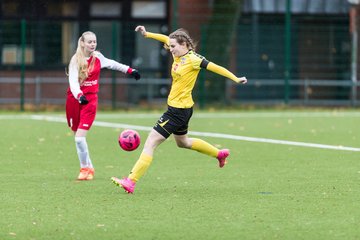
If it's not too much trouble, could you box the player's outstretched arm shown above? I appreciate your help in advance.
[135,25,169,45]
[135,25,147,36]
[206,62,247,84]
[127,68,141,80]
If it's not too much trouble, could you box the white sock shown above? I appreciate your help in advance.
[75,137,93,168]
[87,156,93,169]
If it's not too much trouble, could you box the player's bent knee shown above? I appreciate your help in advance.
[176,141,191,149]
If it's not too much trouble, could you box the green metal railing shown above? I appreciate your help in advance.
[0,8,354,110]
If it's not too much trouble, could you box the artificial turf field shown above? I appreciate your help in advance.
[0,109,359,240]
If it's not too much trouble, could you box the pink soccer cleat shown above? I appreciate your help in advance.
[217,149,230,168]
[111,177,136,194]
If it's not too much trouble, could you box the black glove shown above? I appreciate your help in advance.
[130,69,141,80]
[78,95,89,105]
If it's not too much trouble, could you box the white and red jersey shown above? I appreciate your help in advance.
[67,51,130,99]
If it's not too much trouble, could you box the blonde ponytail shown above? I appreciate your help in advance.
[69,31,96,85]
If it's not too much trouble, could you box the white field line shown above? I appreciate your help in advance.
[94,111,360,119]
[1,111,360,120]
[27,115,360,152]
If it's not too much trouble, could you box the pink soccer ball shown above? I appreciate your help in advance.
[118,129,141,151]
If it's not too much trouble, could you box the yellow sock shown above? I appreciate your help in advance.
[190,138,219,158]
[128,152,153,182]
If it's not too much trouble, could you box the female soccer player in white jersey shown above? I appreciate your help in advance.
[112,26,247,193]
[66,31,140,180]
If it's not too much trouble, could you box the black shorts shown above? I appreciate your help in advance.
[153,106,193,139]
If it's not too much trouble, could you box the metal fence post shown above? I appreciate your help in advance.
[35,76,41,108]
[198,25,207,109]
[111,21,119,109]
[284,0,292,104]
[350,5,358,106]
[20,19,26,111]
[304,79,309,104]
[172,0,178,30]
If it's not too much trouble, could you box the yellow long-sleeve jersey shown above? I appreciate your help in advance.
[145,32,240,108]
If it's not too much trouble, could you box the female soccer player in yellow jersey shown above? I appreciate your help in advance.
[112,25,247,193]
